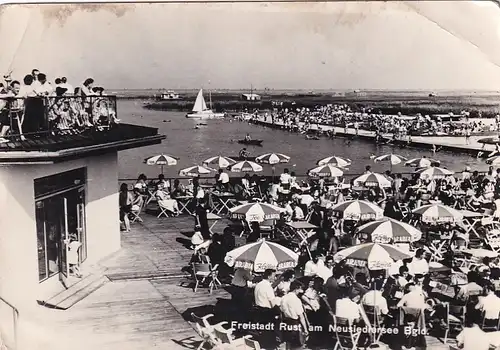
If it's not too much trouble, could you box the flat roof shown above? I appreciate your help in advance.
[0,123,165,164]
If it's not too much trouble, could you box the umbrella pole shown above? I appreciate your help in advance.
[161,165,164,175]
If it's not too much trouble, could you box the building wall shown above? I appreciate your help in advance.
[0,152,119,314]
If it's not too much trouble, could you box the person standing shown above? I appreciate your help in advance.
[280,281,309,350]
[119,183,133,232]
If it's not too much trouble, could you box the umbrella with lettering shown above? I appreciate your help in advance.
[333,243,412,270]
[412,203,463,224]
[416,166,454,180]
[316,155,352,168]
[355,218,422,243]
[330,200,384,221]
[224,239,299,272]
[353,173,392,188]
[478,137,500,145]
[179,165,214,177]
[308,164,344,178]
[202,156,236,169]
[144,154,178,174]
[229,202,285,222]
[255,152,290,165]
[228,160,263,173]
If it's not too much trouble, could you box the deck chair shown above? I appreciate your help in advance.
[130,198,145,223]
[332,315,361,350]
[192,263,221,293]
[191,313,228,350]
[362,304,383,342]
[213,327,253,349]
[157,199,178,218]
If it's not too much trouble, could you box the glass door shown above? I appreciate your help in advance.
[59,197,70,284]
[77,187,87,262]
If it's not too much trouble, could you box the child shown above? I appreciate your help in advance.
[65,233,82,278]
[191,225,204,250]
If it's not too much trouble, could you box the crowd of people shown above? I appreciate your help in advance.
[0,69,118,142]
[251,104,499,141]
[117,157,500,349]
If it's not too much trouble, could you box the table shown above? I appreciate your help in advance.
[212,193,239,215]
[176,196,195,215]
[206,213,221,235]
[286,221,318,247]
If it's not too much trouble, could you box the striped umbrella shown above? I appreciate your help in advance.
[224,239,299,272]
[179,165,214,177]
[317,156,352,167]
[144,154,178,174]
[405,157,440,168]
[330,200,383,221]
[255,152,290,165]
[353,173,392,188]
[308,164,344,178]
[230,202,285,222]
[416,166,454,179]
[356,218,422,243]
[203,156,236,169]
[412,203,464,224]
[334,243,412,270]
[374,154,407,166]
[228,160,263,173]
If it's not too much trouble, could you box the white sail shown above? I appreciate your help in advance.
[192,89,208,112]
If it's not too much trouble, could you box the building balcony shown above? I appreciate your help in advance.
[0,95,165,163]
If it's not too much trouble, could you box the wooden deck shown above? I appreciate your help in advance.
[24,214,453,350]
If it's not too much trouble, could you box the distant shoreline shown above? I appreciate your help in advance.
[125,91,500,117]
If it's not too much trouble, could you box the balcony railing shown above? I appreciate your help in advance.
[0,95,118,140]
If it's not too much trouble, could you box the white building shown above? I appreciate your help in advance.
[0,95,165,349]
[241,93,261,101]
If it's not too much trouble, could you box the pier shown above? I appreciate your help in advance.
[249,115,497,156]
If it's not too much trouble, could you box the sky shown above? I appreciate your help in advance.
[0,1,500,90]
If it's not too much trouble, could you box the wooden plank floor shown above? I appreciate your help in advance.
[26,215,452,350]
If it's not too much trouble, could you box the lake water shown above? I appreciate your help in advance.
[117,100,488,180]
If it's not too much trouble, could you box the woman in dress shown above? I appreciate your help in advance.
[119,183,133,232]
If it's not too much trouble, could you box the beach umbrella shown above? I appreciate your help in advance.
[330,200,383,221]
[478,137,500,145]
[317,156,352,167]
[229,202,285,222]
[412,203,464,224]
[416,166,454,179]
[353,173,392,188]
[228,160,263,173]
[334,243,412,270]
[144,154,178,174]
[308,164,344,178]
[373,154,407,167]
[179,165,214,177]
[224,239,298,272]
[356,218,422,244]
[255,152,290,165]
[202,156,236,169]
[405,157,440,168]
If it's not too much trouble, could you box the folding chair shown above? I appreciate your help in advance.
[363,304,383,342]
[157,200,176,218]
[444,303,464,343]
[192,263,221,293]
[130,199,145,223]
[481,310,500,332]
[213,326,254,349]
[332,315,361,350]
[190,313,227,350]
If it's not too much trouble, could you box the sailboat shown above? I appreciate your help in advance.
[186,89,225,119]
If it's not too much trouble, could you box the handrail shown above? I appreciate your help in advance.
[0,296,18,350]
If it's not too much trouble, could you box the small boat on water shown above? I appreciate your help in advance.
[186,89,225,120]
[158,90,181,100]
[237,139,263,146]
[197,122,208,126]
[305,135,320,140]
